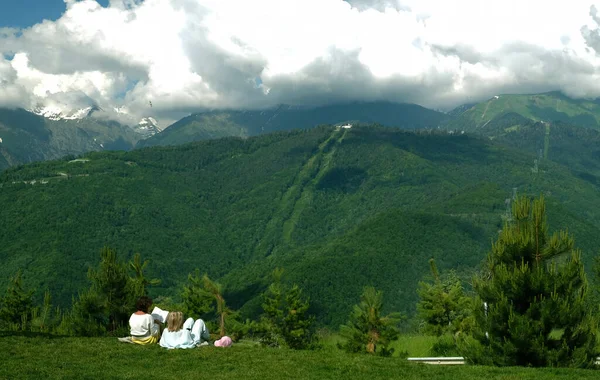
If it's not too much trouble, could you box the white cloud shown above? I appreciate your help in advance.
[1,0,600,125]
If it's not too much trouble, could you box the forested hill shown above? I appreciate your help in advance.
[2,125,600,326]
[447,91,600,132]
[469,115,600,180]
[136,101,450,148]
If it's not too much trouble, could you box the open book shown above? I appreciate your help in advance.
[151,306,169,324]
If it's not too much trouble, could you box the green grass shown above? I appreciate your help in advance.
[1,333,598,379]
[393,335,440,357]
[321,333,439,357]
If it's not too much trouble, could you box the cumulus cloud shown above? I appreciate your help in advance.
[1,0,600,125]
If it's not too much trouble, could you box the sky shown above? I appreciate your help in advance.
[0,0,109,28]
[2,0,600,126]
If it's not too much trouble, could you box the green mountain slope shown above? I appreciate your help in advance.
[462,113,600,183]
[136,101,450,148]
[0,108,143,171]
[448,92,600,131]
[2,125,600,326]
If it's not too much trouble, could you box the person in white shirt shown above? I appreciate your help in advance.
[159,311,210,349]
[129,296,161,345]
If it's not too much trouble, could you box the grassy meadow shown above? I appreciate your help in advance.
[1,333,598,380]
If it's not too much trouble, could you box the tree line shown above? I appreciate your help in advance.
[1,194,600,367]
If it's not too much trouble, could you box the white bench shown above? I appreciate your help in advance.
[407,357,600,365]
[407,357,465,365]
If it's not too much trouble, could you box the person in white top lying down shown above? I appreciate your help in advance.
[159,311,210,349]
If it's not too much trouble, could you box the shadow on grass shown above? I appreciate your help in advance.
[0,330,70,339]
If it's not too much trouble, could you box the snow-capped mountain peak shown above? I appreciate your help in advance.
[139,117,158,127]
[30,105,98,121]
[29,103,160,138]
[133,117,161,138]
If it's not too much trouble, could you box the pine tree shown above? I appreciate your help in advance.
[339,286,402,356]
[31,290,53,333]
[259,268,316,349]
[128,253,161,298]
[86,246,132,332]
[469,195,598,367]
[0,270,34,331]
[417,259,471,337]
[201,274,235,338]
[259,269,285,348]
[70,289,109,336]
[181,269,214,318]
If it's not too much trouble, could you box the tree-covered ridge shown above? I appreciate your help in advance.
[3,125,600,326]
[136,101,450,148]
[474,118,600,180]
[447,91,600,131]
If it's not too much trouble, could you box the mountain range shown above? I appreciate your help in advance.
[4,91,600,172]
[4,90,600,325]
[136,101,450,148]
[0,107,160,171]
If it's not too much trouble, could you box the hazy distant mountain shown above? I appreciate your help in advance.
[447,102,477,117]
[447,92,600,131]
[136,101,450,148]
[0,108,145,171]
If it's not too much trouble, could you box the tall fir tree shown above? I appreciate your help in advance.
[259,268,316,349]
[128,253,161,298]
[417,259,471,337]
[468,195,597,367]
[339,286,402,356]
[181,269,214,318]
[201,274,233,338]
[86,246,132,332]
[0,270,34,330]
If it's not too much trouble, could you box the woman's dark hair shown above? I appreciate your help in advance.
[135,296,153,313]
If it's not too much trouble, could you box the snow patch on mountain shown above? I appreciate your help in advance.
[133,117,161,138]
[29,103,160,138]
[30,105,97,121]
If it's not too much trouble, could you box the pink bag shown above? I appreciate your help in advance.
[214,336,233,347]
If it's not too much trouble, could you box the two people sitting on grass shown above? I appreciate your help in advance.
[159,311,210,349]
[126,296,212,348]
[127,296,232,348]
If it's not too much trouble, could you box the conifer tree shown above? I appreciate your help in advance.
[202,274,232,338]
[417,259,471,337]
[31,290,53,333]
[259,268,316,349]
[0,270,34,331]
[86,246,131,332]
[128,253,161,297]
[70,289,109,336]
[339,286,402,356]
[181,269,214,318]
[469,195,597,367]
